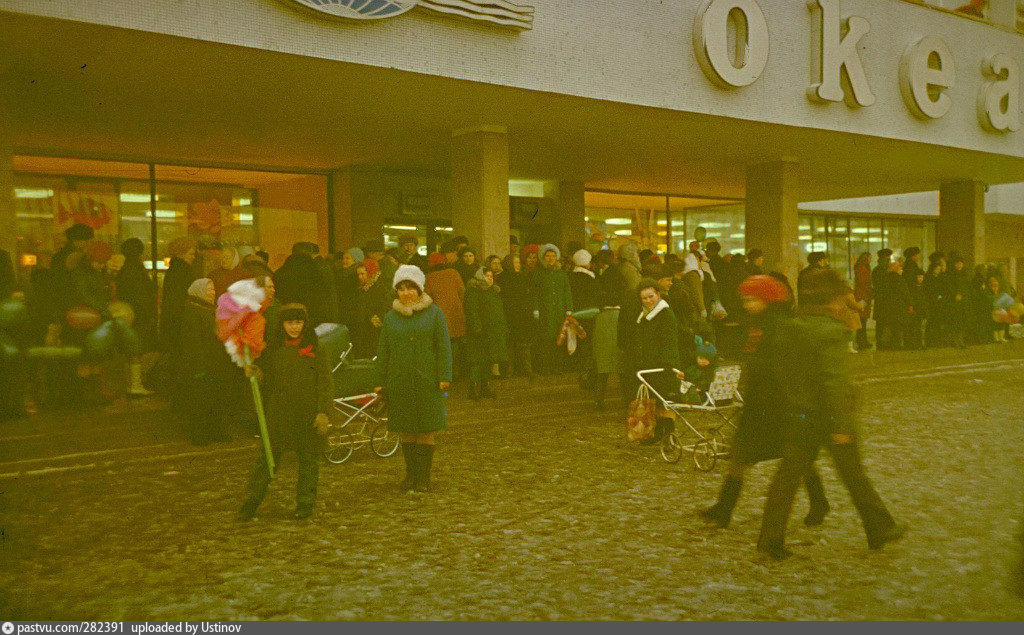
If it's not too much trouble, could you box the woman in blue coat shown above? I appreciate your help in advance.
[375,264,453,492]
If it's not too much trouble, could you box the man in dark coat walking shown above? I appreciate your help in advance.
[274,243,331,327]
[757,268,905,560]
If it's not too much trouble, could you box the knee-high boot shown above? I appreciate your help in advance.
[400,442,418,491]
[701,475,742,528]
[415,444,435,492]
[802,468,830,526]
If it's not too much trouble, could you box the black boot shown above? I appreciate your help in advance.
[803,470,830,527]
[756,538,792,561]
[701,475,742,528]
[414,444,435,492]
[399,442,417,491]
[236,498,260,522]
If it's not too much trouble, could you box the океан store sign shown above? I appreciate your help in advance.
[694,0,1020,134]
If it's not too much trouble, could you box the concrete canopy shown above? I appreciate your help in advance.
[2,10,1023,203]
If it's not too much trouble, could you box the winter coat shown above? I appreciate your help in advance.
[612,260,642,305]
[351,275,393,358]
[903,260,924,288]
[160,256,194,350]
[178,296,233,382]
[871,261,890,319]
[875,270,911,326]
[313,256,340,325]
[629,299,681,398]
[944,268,971,331]
[464,279,509,366]
[259,338,333,451]
[534,265,573,343]
[765,310,855,447]
[569,269,602,312]
[335,265,359,332]
[592,307,620,375]
[376,296,453,434]
[209,266,247,300]
[854,262,872,318]
[274,253,331,326]
[836,291,862,332]
[455,261,478,284]
[731,304,790,464]
[923,271,948,319]
[908,278,927,321]
[497,268,536,345]
[425,267,466,339]
[70,265,110,316]
[115,258,157,349]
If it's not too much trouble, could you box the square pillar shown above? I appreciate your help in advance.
[939,180,985,267]
[745,161,800,283]
[556,181,587,252]
[347,168,388,251]
[451,126,510,258]
[329,169,353,254]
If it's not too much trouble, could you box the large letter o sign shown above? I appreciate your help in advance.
[693,0,770,88]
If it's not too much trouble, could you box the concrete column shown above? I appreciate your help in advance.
[938,179,985,267]
[0,110,14,259]
[348,167,388,250]
[329,169,353,254]
[451,126,510,258]
[745,160,800,282]
[556,181,587,251]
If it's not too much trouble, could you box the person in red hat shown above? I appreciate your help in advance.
[351,257,392,358]
[700,273,830,531]
[425,249,467,384]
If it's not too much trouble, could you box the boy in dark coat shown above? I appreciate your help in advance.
[237,303,332,521]
[464,267,509,400]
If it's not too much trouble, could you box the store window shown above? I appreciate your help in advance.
[584,192,667,253]
[802,212,936,279]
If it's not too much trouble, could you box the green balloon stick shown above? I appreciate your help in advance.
[244,345,275,478]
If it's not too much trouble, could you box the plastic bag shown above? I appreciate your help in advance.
[626,383,658,442]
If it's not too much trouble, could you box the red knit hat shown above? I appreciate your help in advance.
[427,252,446,266]
[738,275,790,304]
[521,244,539,258]
[360,257,380,278]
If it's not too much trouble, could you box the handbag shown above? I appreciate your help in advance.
[626,383,658,442]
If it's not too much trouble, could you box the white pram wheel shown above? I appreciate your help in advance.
[661,433,682,464]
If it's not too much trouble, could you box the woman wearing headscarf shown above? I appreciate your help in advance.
[334,247,363,334]
[534,244,573,374]
[569,249,600,390]
[464,267,509,400]
[498,250,537,380]
[351,257,392,358]
[209,246,247,300]
[179,278,232,445]
[455,246,479,284]
[375,265,453,492]
[701,274,830,529]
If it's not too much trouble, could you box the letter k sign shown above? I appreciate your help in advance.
[807,0,876,108]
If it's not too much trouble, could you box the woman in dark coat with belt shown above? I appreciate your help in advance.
[701,274,830,528]
[498,251,537,379]
[629,279,681,444]
[178,278,232,445]
[464,267,509,400]
[375,265,453,493]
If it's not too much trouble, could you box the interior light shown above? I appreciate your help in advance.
[151,209,178,219]
[234,198,252,207]
[385,225,418,231]
[14,188,54,199]
[120,193,156,203]
[613,229,633,236]
[730,233,745,239]
[508,180,546,198]
[604,218,631,226]
[434,227,454,232]
[20,254,37,266]
[236,213,254,224]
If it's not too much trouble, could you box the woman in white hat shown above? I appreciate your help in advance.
[374,264,453,492]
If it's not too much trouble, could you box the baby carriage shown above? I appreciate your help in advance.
[317,324,400,465]
[635,364,743,471]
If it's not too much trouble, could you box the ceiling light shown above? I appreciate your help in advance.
[508,180,546,198]
[613,230,633,236]
[385,225,418,231]
[14,188,53,199]
[120,193,156,203]
[604,218,631,226]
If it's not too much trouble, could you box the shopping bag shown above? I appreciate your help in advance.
[626,383,658,442]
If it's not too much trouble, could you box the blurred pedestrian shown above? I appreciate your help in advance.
[179,278,232,445]
[853,252,873,350]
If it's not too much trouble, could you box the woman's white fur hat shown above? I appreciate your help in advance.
[392,264,426,291]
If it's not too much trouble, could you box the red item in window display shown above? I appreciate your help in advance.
[188,199,223,235]
[56,192,113,229]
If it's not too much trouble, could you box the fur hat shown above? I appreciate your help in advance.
[572,249,592,268]
[360,257,380,278]
[521,244,539,257]
[393,264,426,291]
[540,244,561,260]
[346,247,365,263]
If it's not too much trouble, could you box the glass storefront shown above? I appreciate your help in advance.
[12,155,329,296]
[585,191,741,255]
[799,213,937,279]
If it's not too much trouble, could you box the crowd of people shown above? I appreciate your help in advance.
[0,223,1020,548]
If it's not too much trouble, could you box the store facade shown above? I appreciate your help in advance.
[1,0,1023,286]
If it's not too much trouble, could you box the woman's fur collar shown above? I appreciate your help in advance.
[392,294,434,317]
[573,266,596,279]
[637,298,670,324]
